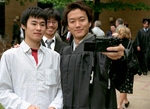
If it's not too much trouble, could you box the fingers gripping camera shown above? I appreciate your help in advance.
[84,36,122,52]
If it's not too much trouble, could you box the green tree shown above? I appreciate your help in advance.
[4,0,150,20]
[5,0,150,12]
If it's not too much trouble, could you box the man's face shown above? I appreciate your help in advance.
[115,21,119,27]
[143,22,149,29]
[67,9,91,41]
[110,26,116,32]
[22,16,46,43]
[45,18,58,38]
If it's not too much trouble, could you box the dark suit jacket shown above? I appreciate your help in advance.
[41,38,68,54]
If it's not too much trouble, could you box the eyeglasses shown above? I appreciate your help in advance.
[47,20,58,25]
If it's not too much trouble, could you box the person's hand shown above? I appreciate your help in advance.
[137,46,140,51]
[102,44,125,60]
[14,44,20,48]
[27,105,40,109]
[48,107,56,109]
[11,44,20,48]
[112,33,118,37]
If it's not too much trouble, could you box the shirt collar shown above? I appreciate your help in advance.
[20,40,46,54]
[43,35,56,43]
[143,28,148,31]
[73,33,93,51]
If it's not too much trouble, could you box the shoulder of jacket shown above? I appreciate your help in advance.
[60,45,72,55]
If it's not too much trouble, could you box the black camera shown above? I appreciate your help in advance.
[84,36,122,52]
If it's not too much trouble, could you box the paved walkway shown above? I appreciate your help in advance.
[116,71,150,109]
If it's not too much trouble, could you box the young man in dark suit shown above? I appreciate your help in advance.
[134,20,150,75]
[41,8,68,54]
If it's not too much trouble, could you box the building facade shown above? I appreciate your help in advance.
[98,0,150,39]
[1,0,150,41]
[5,0,37,41]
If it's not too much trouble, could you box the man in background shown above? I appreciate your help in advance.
[106,24,116,36]
[115,18,124,33]
[11,19,21,46]
[41,8,68,54]
[92,20,105,37]
[133,20,150,75]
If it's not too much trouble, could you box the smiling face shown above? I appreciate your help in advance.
[67,9,91,41]
[44,18,58,39]
[22,16,46,44]
[110,25,116,32]
[143,22,149,29]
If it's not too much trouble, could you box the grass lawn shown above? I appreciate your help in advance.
[0,104,4,109]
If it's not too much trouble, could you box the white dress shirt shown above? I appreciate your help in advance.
[0,41,63,109]
[143,28,149,32]
[43,36,55,50]
[92,27,105,37]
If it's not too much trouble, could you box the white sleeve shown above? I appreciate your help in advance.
[49,55,63,109]
[0,54,31,109]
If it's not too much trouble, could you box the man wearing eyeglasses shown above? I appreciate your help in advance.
[41,8,68,54]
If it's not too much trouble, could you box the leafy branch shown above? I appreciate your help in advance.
[85,0,150,13]
[3,0,150,13]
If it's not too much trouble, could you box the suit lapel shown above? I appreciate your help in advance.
[54,38,60,52]
[41,39,46,47]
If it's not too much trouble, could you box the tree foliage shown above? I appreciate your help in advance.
[86,0,150,13]
[38,0,76,8]
[5,0,34,5]
[3,0,150,13]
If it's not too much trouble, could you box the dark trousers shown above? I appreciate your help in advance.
[146,52,150,71]
[137,51,148,73]
[11,34,21,46]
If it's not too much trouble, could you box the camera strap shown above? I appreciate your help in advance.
[90,56,95,84]
[127,40,132,49]
[90,35,97,84]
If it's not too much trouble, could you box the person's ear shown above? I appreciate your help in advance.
[21,24,26,30]
[67,26,70,31]
[89,22,92,28]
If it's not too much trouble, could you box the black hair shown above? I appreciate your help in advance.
[20,7,47,27]
[143,20,149,25]
[43,8,61,30]
[63,1,93,31]
[110,24,116,27]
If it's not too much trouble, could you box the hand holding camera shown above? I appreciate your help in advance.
[84,36,122,52]
[84,36,125,60]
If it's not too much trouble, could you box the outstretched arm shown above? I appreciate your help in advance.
[102,44,125,60]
